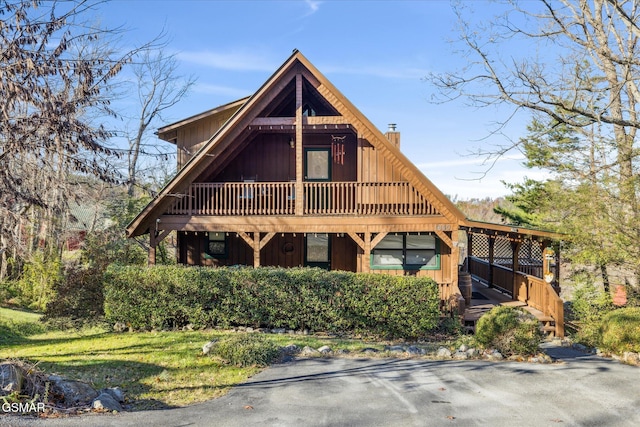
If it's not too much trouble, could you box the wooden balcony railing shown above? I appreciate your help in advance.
[468,256,564,337]
[166,181,438,216]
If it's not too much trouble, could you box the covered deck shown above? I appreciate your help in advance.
[459,221,564,337]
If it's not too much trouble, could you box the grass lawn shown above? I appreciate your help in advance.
[1,308,425,410]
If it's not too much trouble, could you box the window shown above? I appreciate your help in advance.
[305,149,330,181]
[306,233,329,263]
[205,232,227,258]
[371,233,439,270]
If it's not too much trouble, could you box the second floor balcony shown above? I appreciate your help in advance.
[165,182,440,217]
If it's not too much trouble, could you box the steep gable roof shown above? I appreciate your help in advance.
[127,50,468,237]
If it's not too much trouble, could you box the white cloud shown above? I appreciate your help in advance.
[177,51,277,72]
[304,0,322,15]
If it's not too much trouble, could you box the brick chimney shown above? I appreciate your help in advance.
[385,123,400,149]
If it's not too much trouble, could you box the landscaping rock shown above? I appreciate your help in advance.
[436,347,452,359]
[572,343,589,352]
[102,387,125,403]
[92,392,123,412]
[465,348,479,358]
[202,339,217,355]
[113,322,127,333]
[281,344,300,355]
[317,345,332,354]
[361,347,379,354]
[458,344,469,353]
[407,346,426,355]
[335,349,350,355]
[0,362,23,394]
[485,350,504,361]
[271,328,286,334]
[386,345,406,353]
[50,377,98,405]
[300,346,320,356]
[452,351,468,360]
[623,352,640,365]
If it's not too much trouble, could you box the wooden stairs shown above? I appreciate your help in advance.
[463,284,559,336]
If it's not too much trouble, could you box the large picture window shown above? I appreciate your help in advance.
[371,233,439,270]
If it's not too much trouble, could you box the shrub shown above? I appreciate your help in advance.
[42,264,105,328]
[0,280,18,305]
[211,334,280,367]
[475,306,543,356]
[598,307,640,354]
[568,279,613,347]
[103,265,440,339]
[15,251,63,311]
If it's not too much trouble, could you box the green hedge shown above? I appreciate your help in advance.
[103,265,440,339]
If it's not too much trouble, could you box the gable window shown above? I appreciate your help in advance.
[205,232,227,258]
[371,233,439,270]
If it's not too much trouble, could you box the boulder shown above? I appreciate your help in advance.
[113,322,127,333]
[436,347,452,359]
[407,346,426,355]
[0,362,23,394]
[623,352,640,365]
[202,339,217,355]
[92,392,123,412]
[386,345,406,353]
[317,345,332,354]
[452,351,468,360]
[300,346,320,356]
[102,387,125,403]
[49,377,98,405]
[281,344,301,355]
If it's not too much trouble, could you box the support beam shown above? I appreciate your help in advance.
[347,232,365,250]
[148,231,157,266]
[488,235,495,288]
[253,232,261,268]
[237,232,254,249]
[362,231,372,273]
[370,232,388,249]
[259,232,276,250]
[512,240,523,301]
[434,230,453,249]
[237,232,277,268]
[295,73,303,216]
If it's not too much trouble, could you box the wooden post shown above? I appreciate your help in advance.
[362,231,371,273]
[148,231,157,266]
[512,240,522,301]
[451,228,459,294]
[488,235,495,288]
[295,73,303,216]
[253,232,261,268]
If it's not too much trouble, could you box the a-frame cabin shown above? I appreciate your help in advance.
[127,50,564,336]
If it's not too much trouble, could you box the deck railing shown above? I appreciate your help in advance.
[468,256,564,337]
[166,181,437,216]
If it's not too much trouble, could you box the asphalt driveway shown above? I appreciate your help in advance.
[3,344,639,427]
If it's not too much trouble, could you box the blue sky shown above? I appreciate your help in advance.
[94,0,543,200]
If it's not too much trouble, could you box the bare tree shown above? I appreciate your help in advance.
[125,49,195,197]
[429,0,640,285]
[0,0,148,277]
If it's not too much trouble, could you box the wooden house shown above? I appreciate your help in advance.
[127,50,564,336]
